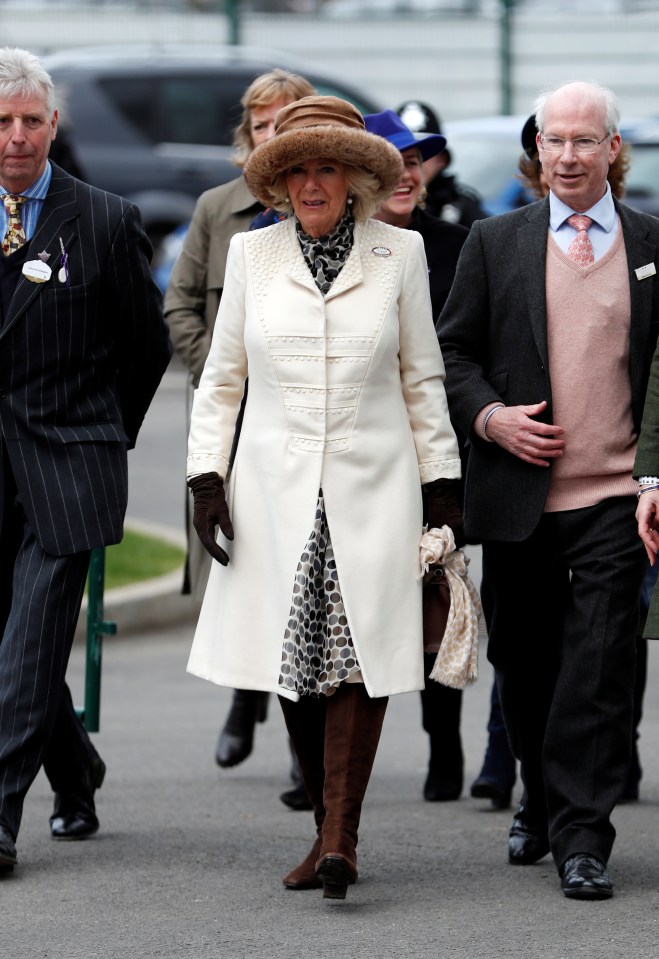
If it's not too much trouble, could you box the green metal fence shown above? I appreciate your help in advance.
[77,548,117,733]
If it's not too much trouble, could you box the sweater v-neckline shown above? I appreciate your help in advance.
[548,220,623,275]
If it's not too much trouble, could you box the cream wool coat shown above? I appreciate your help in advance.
[187,216,461,700]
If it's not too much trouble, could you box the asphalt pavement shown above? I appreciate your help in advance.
[5,367,659,958]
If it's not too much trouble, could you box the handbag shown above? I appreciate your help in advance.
[422,564,451,654]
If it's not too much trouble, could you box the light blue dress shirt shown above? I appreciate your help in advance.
[0,161,53,241]
[548,182,618,261]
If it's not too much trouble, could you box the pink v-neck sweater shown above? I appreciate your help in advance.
[544,226,638,512]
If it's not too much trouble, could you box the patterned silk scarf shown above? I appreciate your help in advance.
[295,211,355,295]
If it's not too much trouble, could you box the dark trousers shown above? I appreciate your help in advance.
[420,653,462,772]
[482,496,646,870]
[0,447,96,839]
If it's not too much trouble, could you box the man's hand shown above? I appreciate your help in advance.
[636,491,659,565]
[188,472,234,565]
[486,400,565,467]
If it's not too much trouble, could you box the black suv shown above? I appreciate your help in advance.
[44,45,381,251]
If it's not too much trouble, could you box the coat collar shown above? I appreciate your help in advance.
[283,216,366,300]
[228,174,261,215]
[517,197,550,369]
[616,199,657,424]
[1,164,80,334]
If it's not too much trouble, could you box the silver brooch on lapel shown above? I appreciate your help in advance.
[371,246,392,257]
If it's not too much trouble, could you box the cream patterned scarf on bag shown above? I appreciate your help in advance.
[419,526,482,689]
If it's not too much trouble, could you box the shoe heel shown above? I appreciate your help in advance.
[322,879,348,900]
[316,856,354,901]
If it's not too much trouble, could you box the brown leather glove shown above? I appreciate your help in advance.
[422,478,465,548]
[187,472,234,566]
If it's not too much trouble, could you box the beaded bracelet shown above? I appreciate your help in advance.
[483,404,505,437]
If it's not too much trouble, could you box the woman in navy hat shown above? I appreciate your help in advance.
[364,109,469,802]
[364,110,468,325]
[396,100,487,227]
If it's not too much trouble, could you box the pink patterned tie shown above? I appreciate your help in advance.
[566,214,594,267]
[1,194,27,257]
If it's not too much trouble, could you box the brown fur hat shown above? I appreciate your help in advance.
[243,95,403,207]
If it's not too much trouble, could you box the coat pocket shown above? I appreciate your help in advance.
[487,369,508,396]
[47,422,129,444]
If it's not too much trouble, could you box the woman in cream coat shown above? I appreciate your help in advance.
[187,96,462,902]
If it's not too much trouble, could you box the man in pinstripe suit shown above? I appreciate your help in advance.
[0,48,172,872]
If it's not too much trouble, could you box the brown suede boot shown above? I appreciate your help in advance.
[315,683,388,900]
[278,695,326,890]
[282,836,323,890]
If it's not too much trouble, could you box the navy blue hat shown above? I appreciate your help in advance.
[363,109,446,161]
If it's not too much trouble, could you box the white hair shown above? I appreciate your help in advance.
[0,47,56,115]
[534,81,620,136]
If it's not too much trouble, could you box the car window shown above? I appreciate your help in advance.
[157,75,247,146]
[100,74,246,146]
[446,133,522,201]
[626,144,659,197]
[94,70,378,149]
[99,77,159,144]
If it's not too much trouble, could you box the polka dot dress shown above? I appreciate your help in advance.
[279,492,360,696]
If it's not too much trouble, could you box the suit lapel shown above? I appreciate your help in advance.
[1,165,80,334]
[517,198,550,370]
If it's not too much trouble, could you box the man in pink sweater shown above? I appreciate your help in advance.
[439,81,659,901]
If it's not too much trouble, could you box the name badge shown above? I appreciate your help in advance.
[22,260,52,284]
[635,263,656,281]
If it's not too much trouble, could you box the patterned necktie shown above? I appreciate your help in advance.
[1,194,27,257]
[566,213,594,267]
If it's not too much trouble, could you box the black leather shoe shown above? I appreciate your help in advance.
[423,766,462,802]
[215,690,269,768]
[50,756,106,840]
[470,776,512,810]
[0,824,17,871]
[280,782,313,811]
[508,815,550,865]
[560,854,613,900]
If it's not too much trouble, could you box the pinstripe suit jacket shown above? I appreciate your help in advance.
[438,196,659,543]
[0,163,172,556]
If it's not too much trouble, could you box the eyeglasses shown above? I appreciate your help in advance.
[538,134,611,155]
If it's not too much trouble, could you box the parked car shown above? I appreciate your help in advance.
[620,120,659,219]
[44,45,381,255]
[442,114,659,218]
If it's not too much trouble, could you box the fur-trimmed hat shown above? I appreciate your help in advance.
[243,95,403,208]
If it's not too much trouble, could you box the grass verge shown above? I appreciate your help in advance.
[102,528,185,591]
